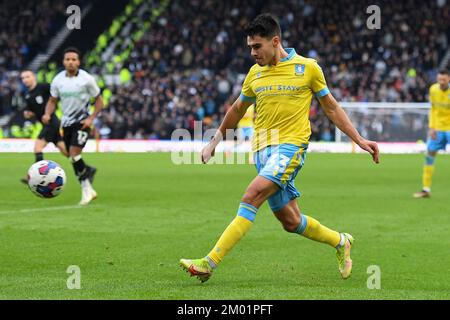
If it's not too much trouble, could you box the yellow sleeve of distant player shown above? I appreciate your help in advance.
[240,70,256,103]
[428,88,436,129]
[310,60,330,98]
[429,107,437,129]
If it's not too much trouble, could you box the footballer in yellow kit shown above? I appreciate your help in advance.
[180,14,379,283]
[414,69,450,198]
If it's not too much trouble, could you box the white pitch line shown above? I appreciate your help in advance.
[0,205,85,215]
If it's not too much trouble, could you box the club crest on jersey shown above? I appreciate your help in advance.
[295,64,305,76]
[35,96,44,104]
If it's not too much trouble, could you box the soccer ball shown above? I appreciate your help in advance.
[28,160,66,198]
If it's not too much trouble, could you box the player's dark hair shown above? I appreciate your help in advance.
[64,47,82,60]
[20,69,34,75]
[244,13,281,40]
[438,69,448,76]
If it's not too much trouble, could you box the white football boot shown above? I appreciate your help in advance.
[79,179,97,205]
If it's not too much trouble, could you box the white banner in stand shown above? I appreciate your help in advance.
[1,139,446,154]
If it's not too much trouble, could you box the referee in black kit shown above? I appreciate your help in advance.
[20,70,69,183]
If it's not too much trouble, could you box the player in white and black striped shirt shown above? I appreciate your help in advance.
[43,47,104,205]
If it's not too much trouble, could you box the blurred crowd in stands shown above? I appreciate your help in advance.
[0,0,89,122]
[0,0,71,71]
[1,0,448,141]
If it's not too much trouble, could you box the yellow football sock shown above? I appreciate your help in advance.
[422,165,435,191]
[207,202,257,265]
[207,216,253,265]
[296,214,341,248]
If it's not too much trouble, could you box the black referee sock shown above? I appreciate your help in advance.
[71,155,89,182]
[35,152,44,162]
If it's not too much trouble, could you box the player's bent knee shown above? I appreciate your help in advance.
[273,201,301,233]
[281,216,301,233]
[282,223,298,233]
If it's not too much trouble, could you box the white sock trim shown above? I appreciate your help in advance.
[71,155,82,163]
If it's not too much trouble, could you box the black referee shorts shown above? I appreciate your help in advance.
[38,124,63,145]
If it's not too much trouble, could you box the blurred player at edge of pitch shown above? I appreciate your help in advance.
[414,69,450,198]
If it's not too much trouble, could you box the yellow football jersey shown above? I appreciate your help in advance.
[238,104,254,128]
[429,83,450,131]
[240,48,329,151]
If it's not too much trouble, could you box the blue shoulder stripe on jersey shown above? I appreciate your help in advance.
[280,48,297,62]
[315,87,330,98]
[240,93,256,103]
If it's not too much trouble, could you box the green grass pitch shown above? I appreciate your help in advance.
[0,152,449,299]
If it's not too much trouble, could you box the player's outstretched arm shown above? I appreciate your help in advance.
[42,96,58,125]
[201,97,252,164]
[318,93,379,164]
